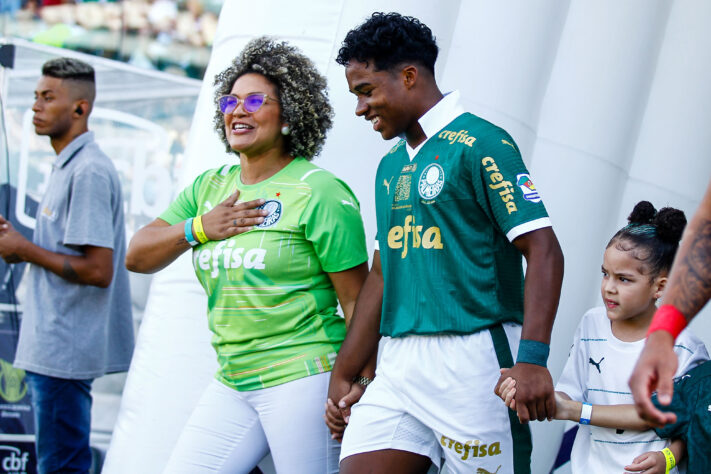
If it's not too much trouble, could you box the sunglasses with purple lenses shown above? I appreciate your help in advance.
[218,93,278,114]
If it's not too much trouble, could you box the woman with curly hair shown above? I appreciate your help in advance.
[126,37,369,473]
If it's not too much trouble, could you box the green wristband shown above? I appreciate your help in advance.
[516,339,550,367]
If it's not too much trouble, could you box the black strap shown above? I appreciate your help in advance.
[488,324,532,474]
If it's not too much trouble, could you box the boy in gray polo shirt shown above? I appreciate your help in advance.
[0,57,133,473]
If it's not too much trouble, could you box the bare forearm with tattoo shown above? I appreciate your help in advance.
[61,258,81,282]
[0,216,112,286]
[664,216,711,321]
[21,241,112,287]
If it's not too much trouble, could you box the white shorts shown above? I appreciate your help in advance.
[164,372,339,474]
[340,323,531,474]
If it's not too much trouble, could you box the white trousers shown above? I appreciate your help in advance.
[164,373,339,473]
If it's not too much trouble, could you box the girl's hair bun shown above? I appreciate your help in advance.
[609,200,686,276]
[654,207,686,243]
[628,201,656,225]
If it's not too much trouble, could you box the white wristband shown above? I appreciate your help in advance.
[579,402,592,425]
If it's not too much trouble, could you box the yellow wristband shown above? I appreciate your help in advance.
[662,447,676,473]
[192,215,209,244]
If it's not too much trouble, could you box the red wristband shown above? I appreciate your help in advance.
[647,305,687,339]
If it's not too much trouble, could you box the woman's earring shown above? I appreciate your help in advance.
[281,125,290,136]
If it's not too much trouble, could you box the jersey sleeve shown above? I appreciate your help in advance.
[555,317,588,401]
[64,164,115,249]
[301,173,368,273]
[472,129,551,242]
[159,171,210,225]
[374,163,384,250]
[373,146,401,251]
[652,375,693,440]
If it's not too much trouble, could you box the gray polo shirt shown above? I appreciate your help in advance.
[14,131,134,379]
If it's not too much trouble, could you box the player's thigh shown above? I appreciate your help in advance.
[340,376,441,470]
[253,372,339,474]
[340,449,433,474]
[163,379,269,474]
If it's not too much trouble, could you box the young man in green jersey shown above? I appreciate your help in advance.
[325,12,564,473]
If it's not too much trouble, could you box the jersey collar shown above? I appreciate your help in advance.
[55,131,93,168]
[404,90,465,160]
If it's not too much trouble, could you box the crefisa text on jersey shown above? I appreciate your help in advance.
[387,215,443,259]
[482,157,517,215]
[193,240,267,278]
[438,128,476,147]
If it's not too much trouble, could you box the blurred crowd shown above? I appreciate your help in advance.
[2,0,220,78]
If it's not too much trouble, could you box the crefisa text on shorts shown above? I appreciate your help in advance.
[439,435,502,461]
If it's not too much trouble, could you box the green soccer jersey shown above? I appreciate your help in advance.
[160,158,368,391]
[654,360,711,473]
[375,113,550,337]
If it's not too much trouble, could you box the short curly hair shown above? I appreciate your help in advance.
[213,37,333,159]
[336,12,438,74]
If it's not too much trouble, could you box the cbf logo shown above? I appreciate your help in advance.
[256,200,282,228]
[418,163,445,199]
[515,173,541,203]
[0,445,32,474]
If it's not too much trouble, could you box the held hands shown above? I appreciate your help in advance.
[324,373,366,442]
[494,363,556,423]
[497,374,518,410]
[628,331,678,427]
[200,190,268,241]
[497,373,573,423]
[0,215,29,263]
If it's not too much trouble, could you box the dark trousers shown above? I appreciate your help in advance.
[25,372,93,474]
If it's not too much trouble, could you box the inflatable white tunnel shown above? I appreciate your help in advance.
[104,1,711,472]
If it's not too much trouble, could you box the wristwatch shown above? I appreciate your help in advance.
[353,375,373,387]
